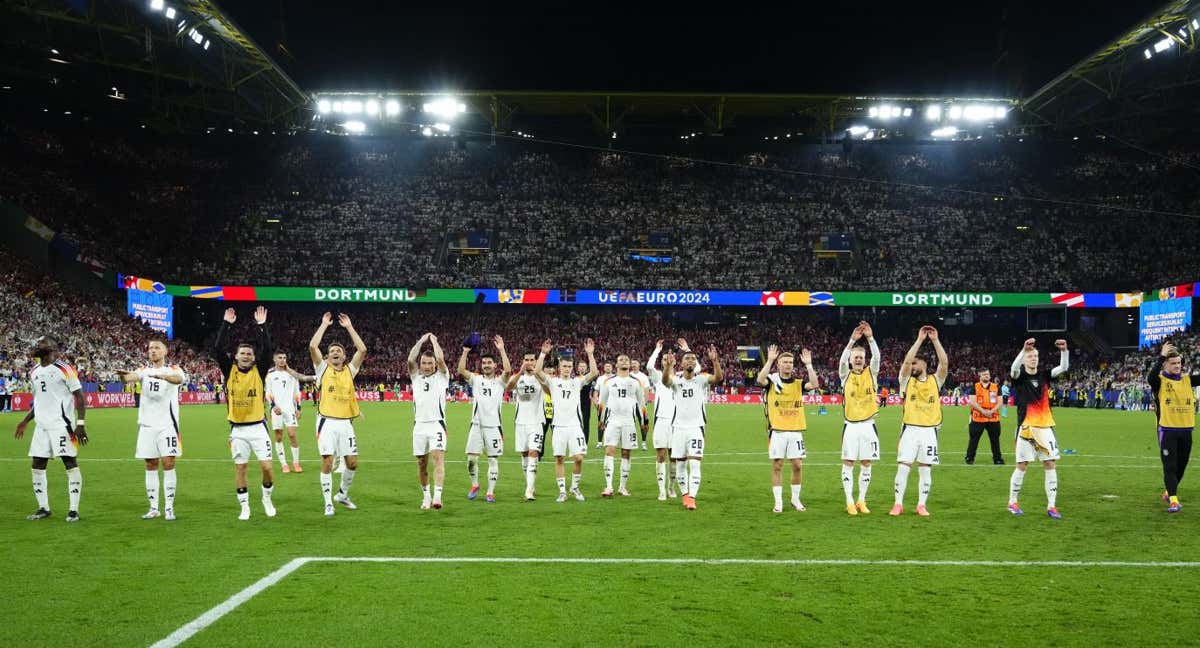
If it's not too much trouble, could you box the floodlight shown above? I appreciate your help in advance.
[203,39,210,50]
[332,101,343,113]
[931,126,958,138]
[150,0,164,11]
[926,105,941,120]
[1154,37,1172,53]
[868,106,879,117]
[846,125,868,136]
[165,7,176,19]
[423,98,467,118]
[948,105,963,120]
[365,99,379,116]
[344,100,362,114]
[878,105,892,120]
[385,99,401,116]
[434,122,451,132]
[993,106,1007,119]
[317,99,331,114]
[863,130,876,140]
[902,107,912,117]
[1144,48,1152,59]
[891,106,902,118]
[421,126,433,137]
[343,121,366,134]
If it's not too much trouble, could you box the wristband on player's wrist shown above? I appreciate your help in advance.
[76,419,86,426]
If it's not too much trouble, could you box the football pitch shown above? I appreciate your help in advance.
[2,402,1197,647]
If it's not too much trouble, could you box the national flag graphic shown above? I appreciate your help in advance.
[760,291,784,306]
[1050,292,1085,307]
[809,291,835,306]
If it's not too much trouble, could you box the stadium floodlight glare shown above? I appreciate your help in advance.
[203,39,210,50]
[423,98,467,119]
[1154,37,1173,53]
[165,7,176,19]
[931,126,958,138]
[846,125,868,136]
[421,126,433,137]
[343,121,366,134]
[1144,48,1153,59]
[332,101,343,113]
[877,105,892,120]
[434,122,451,132]
[925,105,941,120]
[344,100,363,114]
[150,0,164,11]
[948,105,963,120]
[365,99,379,116]
[993,106,1007,119]
[891,106,903,118]
[1193,18,1199,30]
[317,99,331,114]
[863,130,876,140]
[868,106,879,117]
[385,99,401,116]
[902,107,913,117]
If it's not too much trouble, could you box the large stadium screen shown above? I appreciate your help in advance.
[1138,297,1193,347]
[1026,305,1067,332]
[127,289,174,339]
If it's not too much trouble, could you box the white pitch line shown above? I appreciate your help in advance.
[0,457,1161,468]
[149,557,310,648]
[154,554,1200,647]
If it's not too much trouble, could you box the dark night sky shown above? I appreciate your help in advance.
[222,1,1163,98]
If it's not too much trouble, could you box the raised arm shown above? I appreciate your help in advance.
[457,346,474,382]
[581,339,599,385]
[310,312,332,368]
[899,327,928,384]
[706,345,724,385]
[407,333,429,373]
[338,314,367,371]
[839,325,864,380]
[929,328,948,385]
[1148,343,1172,390]
[801,348,819,391]
[758,344,778,387]
[494,336,511,382]
[1011,338,1034,379]
[660,352,677,387]
[253,306,273,376]
[646,340,664,383]
[1051,339,1069,378]
[210,308,237,365]
[533,339,552,383]
[429,334,448,375]
[863,322,881,376]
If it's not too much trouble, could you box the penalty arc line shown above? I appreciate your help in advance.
[152,555,1200,647]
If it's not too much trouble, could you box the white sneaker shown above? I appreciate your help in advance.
[668,491,678,499]
[334,492,357,510]
[772,504,784,513]
[141,509,160,520]
[658,492,668,501]
[618,488,631,497]
[641,442,647,450]
[556,491,568,503]
[571,488,586,502]
[263,499,277,518]
[324,503,335,517]
[524,490,536,501]
[595,442,603,449]
[420,497,432,510]
[164,509,175,521]
[238,506,251,521]
[792,500,806,512]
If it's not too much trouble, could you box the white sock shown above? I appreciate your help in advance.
[339,468,356,497]
[1009,468,1025,504]
[1045,469,1058,508]
[521,455,529,473]
[290,444,300,464]
[467,457,479,488]
[31,469,49,510]
[858,466,872,503]
[433,485,443,501]
[619,458,630,490]
[790,484,802,503]
[525,459,537,492]
[604,455,615,490]
[570,472,581,491]
[894,463,911,505]
[656,461,667,496]
[556,477,567,493]
[163,469,176,511]
[917,466,932,507]
[486,457,499,495]
[841,465,854,505]
[145,471,160,511]
[675,461,688,495]
[275,439,288,466]
[688,459,702,498]
[262,483,274,502]
[66,467,81,512]
[772,485,783,508]
[237,488,250,508]
[321,472,333,505]
[421,485,431,500]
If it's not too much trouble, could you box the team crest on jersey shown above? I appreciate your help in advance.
[1031,380,1039,387]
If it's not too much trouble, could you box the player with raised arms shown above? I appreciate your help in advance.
[15,338,87,522]
[117,339,185,521]
[535,338,598,503]
[310,313,367,516]
[646,339,685,500]
[408,333,449,510]
[661,344,723,510]
[1007,337,1069,519]
[508,348,551,501]
[458,335,511,503]
[838,321,881,516]
[758,344,819,513]
[891,325,948,517]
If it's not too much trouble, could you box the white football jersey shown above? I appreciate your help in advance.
[549,376,585,428]
[470,373,505,427]
[412,369,449,423]
[266,369,300,413]
[600,374,643,423]
[647,365,678,420]
[30,361,82,431]
[512,373,545,425]
[138,364,186,429]
[671,372,711,427]
[631,371,650,389]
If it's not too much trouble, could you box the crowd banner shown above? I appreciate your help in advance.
[119,274,1199,309]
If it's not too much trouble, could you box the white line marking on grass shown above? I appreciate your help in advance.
[155,555,1200,646]
[149,557,310,648]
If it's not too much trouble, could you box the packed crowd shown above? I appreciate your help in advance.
[3,123,1199,293]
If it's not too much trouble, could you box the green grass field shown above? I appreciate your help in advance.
[2,402,1197,647]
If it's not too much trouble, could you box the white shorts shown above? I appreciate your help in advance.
[466,423,504,457]
[552,425,588,457]
[229,422,272,465]
[514,423,544,454]
[413,421,447,456]
[316,416,357,458]
[841,419,881,461]
[652,418,672,450]
[28,422,78,459]
[897,424,939,465]
[768,430,806,460]
[136,425,182,459]
[603,422,639,450]
[1016,427,1060,463]
[270,409,298,430]
[671,425,705,460]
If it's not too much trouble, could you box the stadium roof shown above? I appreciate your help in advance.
[0,0,309,129]
[1021,0,1200,134]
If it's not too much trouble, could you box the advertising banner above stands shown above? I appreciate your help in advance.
[118,274,1199,309]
